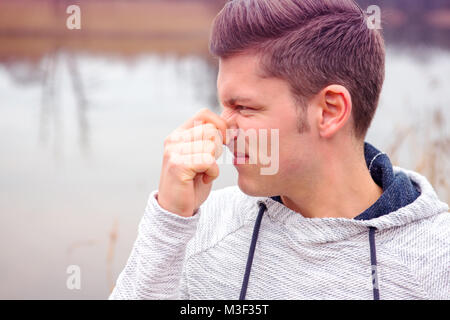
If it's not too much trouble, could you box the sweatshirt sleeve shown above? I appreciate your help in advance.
[109,190,200,299]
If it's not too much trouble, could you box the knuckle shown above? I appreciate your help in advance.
[167,153,184,168]
[205,140,215,153]
[172,130,186,143]
[179,130,192,142]
[166,153,177,166]
[197,107,209,115]
[163,146,171,159]
[163,135,171,146]
[204,123,216,131]
[205,127,219,139]
[163,144,178,159]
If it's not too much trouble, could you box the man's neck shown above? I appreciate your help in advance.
[280,152,383,219]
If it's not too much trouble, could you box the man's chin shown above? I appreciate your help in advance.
[237,175,273,197]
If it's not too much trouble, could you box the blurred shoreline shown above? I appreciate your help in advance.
[1,0,450,63]
[0,0,223,62]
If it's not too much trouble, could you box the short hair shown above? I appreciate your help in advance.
[210,0,385,139]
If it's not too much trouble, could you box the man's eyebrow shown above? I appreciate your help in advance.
[223,96,255,106]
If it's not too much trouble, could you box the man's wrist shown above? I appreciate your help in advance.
[154,192,196,218]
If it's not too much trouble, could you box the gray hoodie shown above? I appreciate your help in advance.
[110,144,449,300]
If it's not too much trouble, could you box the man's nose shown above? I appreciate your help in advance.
[220,109,239,144]
[219,108,229,121]
[220,109,237,129]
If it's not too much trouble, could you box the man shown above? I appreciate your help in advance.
[110,0,449,299]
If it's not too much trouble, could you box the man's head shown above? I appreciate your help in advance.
[210,0,385,196]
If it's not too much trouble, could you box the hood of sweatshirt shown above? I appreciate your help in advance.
[256,142,449,244]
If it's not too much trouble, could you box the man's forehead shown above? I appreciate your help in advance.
[217,62,269,102]
[216,80,259,102]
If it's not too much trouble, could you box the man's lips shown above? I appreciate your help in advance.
[233,152,248,158]
[227,139,248,157]
[232,151,249,166]
[226,137,250,163]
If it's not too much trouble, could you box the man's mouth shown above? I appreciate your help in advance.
[233,151,249,165]
[227,137,250,164]
[233,151,248,158]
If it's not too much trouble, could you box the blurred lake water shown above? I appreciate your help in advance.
[0,46,449,298]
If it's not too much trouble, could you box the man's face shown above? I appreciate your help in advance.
[217,53,319,197]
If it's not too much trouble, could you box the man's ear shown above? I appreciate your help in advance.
[316,85,352,138]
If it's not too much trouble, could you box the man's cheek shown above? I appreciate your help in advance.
[258,129,280,175]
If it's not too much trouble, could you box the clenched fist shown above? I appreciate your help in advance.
[157,108,228,217]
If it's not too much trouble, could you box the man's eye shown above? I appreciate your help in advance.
[236,105,251,111]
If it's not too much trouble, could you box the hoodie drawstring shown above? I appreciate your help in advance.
[368,227,380,300]
[239,203,381,300]
[239,202,267,300]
